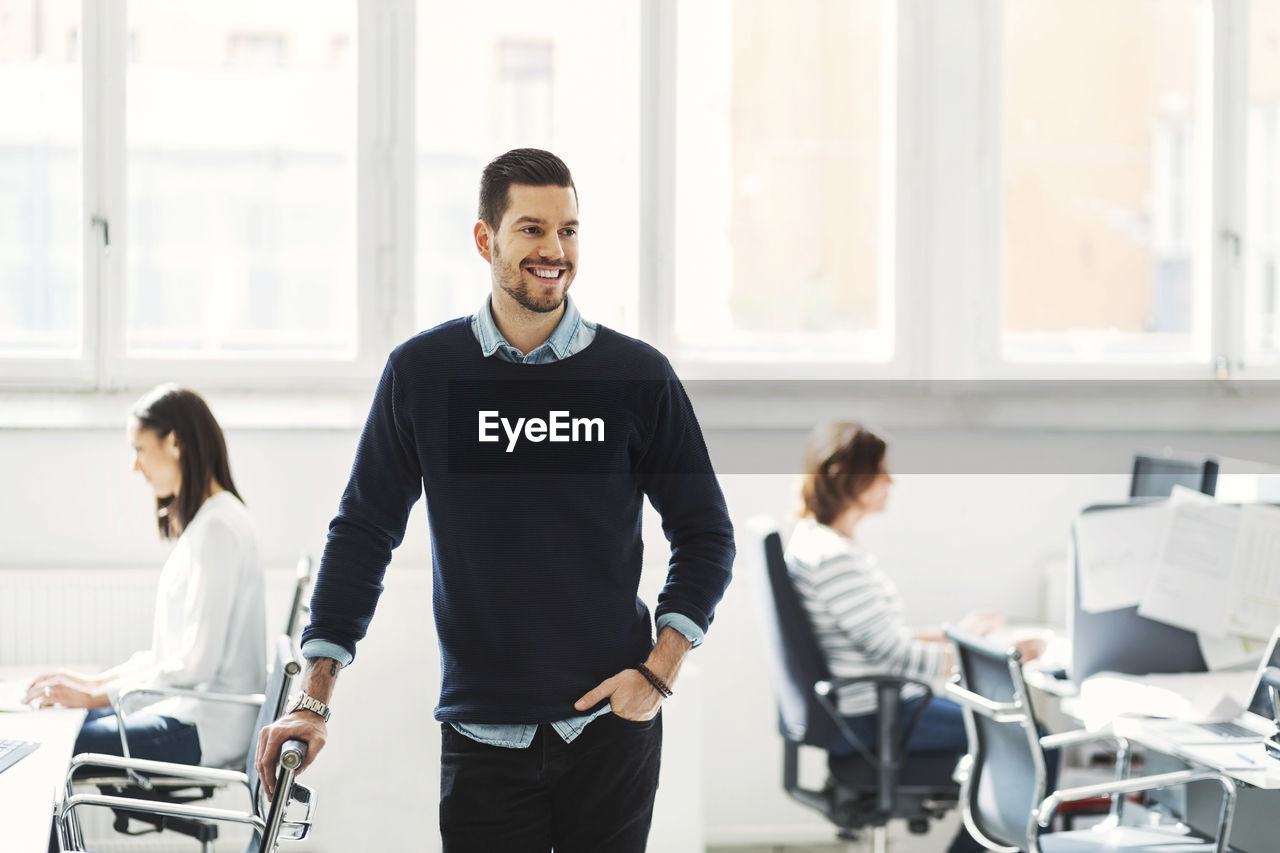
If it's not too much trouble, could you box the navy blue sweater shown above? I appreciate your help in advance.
[302,319,735,723]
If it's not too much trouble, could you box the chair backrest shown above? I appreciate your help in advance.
[284,555,313,640]
[946,627,1046,851]
[745,516,837,748]
[246,635,302,805]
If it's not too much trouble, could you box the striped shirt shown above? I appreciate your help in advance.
[783,517,946,717]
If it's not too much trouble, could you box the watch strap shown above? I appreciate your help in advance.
[289,691,332,723]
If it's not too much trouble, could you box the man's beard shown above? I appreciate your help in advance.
[494,240,572,313]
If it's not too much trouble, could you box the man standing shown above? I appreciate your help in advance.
[257,148,735,852]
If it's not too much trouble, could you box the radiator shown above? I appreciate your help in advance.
[0,569,158,668]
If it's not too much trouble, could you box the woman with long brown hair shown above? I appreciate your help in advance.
[785,422,1044,853]
[25,385,266,769]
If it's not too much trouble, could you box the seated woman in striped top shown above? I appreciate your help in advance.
[784,422,1045,853]
[24,385,266,770]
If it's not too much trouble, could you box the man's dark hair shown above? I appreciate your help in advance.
[132,384,242,540]
[478,148,576,229]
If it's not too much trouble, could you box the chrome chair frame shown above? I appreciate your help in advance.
[58,635,309,853]
[74,554,314,845]
[57,740,314,853]
[945,626,1237,853]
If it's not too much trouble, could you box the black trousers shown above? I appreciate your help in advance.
[439,711,663,853]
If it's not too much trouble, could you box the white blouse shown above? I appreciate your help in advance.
[114,491,267,768]
[784,517,946,717]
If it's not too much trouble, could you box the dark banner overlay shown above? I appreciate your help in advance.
[445,379,1280,476]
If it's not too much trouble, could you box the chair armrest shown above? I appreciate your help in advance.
[1039,728,1127,752]
[67,752,248,787]
[110,686,264,769]
[1037,769,1236,830]
[811,674,941,785]
[944,681,1024,723]
[58,792,266,837]
[118,685,265,708]
[817,675,935,696]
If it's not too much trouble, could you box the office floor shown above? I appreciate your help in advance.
[707,809,968,852]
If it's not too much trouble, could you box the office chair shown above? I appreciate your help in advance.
[66,635,311,852]
[77,553,314,848]
[747,518,959,851]
[944,626,1237,852]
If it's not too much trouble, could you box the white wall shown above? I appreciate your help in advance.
[6,413,1275,847]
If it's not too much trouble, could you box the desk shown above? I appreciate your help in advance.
[0,674,87,853]
[1053,670,1280,853]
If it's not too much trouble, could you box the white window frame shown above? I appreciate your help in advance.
[963,0,1252,381]
[0,0,415,392]
[643,0,913,381]
[4,0,1276,396]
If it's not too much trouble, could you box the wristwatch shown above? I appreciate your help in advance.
[286,691,332,723]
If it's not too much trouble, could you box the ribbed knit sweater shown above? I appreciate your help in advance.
[302,319,735,723]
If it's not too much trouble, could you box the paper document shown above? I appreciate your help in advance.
[1137,500,1239,637]
[1224,504,1280,640]
[1076,673,1191,730]
[1075,503,1172,613]
[1199,633,1268,671]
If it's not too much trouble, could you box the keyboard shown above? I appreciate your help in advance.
[0,738,39,775]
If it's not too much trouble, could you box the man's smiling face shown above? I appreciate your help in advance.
[482,183,580,314]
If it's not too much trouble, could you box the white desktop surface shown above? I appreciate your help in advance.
[0,673,88,853]
[1060,670,1280,790]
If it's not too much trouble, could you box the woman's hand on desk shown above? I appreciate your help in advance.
[23,672,108,709]
[1015,637,1047,664]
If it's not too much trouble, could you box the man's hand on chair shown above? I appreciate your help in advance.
[256,712,326,801]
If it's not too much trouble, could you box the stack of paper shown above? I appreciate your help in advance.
[1076,488,1280,669]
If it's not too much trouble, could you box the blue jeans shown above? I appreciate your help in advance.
[838,694,971,755]
[74,707,202,765]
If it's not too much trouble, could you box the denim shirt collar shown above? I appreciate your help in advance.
[472,293,588,361]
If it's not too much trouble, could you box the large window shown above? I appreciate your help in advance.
[0,0,81,359]
[124,0,356,359]
[1001,0,1205,364]
[414,1,640,336]
[674,0,892,364]
[1247,0,1280,366]
[4,1,1279,393]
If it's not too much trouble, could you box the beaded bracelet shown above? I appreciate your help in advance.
[634,662,674,698]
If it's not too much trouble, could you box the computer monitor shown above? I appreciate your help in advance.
[1070,502,1209,681]
[1130,453,1218,498]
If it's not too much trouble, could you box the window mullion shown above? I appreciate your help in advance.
[921,0,1001,380]
[639,0,676,354]
[387,0,416,350]
[1211,0,1248,376]
[91,0,126,391]
[357,0,398,367]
